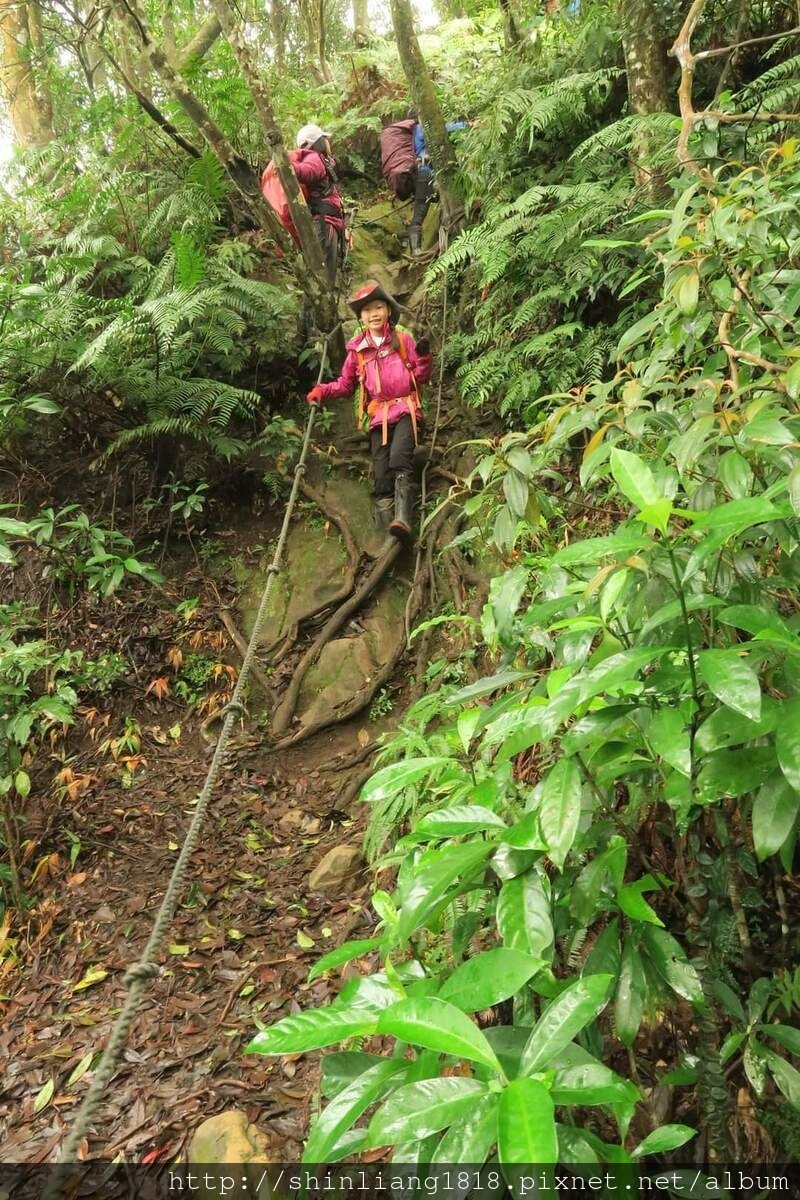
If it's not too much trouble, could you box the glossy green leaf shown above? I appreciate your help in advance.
[618,876,664,927]
[496,870,554,960]
[648,708,691,776]
[641,926,704,1006]
[413,806,508,838]
[632,1124,697,1158]
[307,937,383,982]
[752,775,800,861]
[760,1024,800,1056]
[439,948,544,1013]
[397,842,492,941]
[520,974,613,1074]
[615,937,646,1048]
[551,1061,639,1107]
[695,697,778,754]
[610,448,659,511]
[539,756,582,868]
[674,269,699,315]
[763,1047,800,1109]
[431,1093,499,1164]
[361,758,453,806]
[776,698,800,792]
[497,1077,557,1164]
[245,1006,380,1055]
[367,1078,488,1146]
[376,997,502,1072]
[697,649,761,721]
[303,1059,409,1163]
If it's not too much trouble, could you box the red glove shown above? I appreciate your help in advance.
[306,385,325,406]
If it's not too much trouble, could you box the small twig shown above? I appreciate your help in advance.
[217,965,256,1027]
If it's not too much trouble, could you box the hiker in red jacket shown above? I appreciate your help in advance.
[292,123,345,286]
[306,281,432,541]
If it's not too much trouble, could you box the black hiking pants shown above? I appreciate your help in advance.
[371,415,416,498]
[409,167,435,235]
[315,218,339,287]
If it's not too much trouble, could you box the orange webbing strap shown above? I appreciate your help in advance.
[356,349,367,430]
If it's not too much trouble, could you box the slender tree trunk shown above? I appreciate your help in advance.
[210,0,336,325]
[353,0,369,46]
[112,0,334,333]
[618,0,671,114]
[389,0,461,225]
[176,14,223,69]
[498,0,521,47]
[269,0,287,70]
[0,0,54,145]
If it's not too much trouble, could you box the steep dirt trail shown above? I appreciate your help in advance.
[1,723,381,1162]
[2,219,445,1165]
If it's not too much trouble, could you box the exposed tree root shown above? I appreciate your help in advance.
[219,608,275,705]
[320,741,379,772]
[270,539,403,736]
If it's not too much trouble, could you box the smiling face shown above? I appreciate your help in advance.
[360,299,391,332]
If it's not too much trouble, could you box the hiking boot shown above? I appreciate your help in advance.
[374,496,393,533]
[389,474,414,542]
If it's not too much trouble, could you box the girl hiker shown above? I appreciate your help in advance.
[306,280,431,541]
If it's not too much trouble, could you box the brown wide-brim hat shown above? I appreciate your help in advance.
[348,279,401,324]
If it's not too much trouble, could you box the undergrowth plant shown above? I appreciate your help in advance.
[247,145,800,1168]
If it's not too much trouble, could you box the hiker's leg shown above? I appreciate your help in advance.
[370,427,392,497]
[387,416,415,483]
[315,218,338,286]
[408,168,433,253]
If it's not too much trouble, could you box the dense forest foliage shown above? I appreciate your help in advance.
[3,0,800,1177]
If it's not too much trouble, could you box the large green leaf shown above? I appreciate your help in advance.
[641,927,704,1006]
[632,1124,697,1158]
[439,948,544,1013]
[615,937,646,1048]
[397,841,492,941]
[520,974,613,1075]
[307,937,383,982]
[496,871,554,961]
[366,1078,488,1146]
[551,1061,639,1108]
[610,448,659,511]
[776,697,800,792]
[539,757,582,868]
[694,697,778,754]
[376,997,502,1073]
[762,1046,800,1109]
[245,1005,380,1056]
[497,1077,557,1164]
[697,649,761,721]
[648,708,691,776]
[303,1059,409,1163]
[752,774,800,861]
[431,1093,499,1163]
[413,806,508,839]
[361,758,453,806]
[540,649,663,738]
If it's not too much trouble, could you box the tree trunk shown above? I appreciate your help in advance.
[0,0,54,145]
[353,0,370,46]
[269,0,288,70]
[389,0,461,226]
[498,0,521,47]
[619,0,671,114]
[113,0,334,335]
[175,14,224,69]
[210,0,337,338]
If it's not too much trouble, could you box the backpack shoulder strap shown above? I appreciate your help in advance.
[394,329,421,400]
[355,349,368,428]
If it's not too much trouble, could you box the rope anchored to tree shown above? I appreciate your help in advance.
[44,325,340,1191]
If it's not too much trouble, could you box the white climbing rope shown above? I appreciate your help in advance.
[44,325,339,1186]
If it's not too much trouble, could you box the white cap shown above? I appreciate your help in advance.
[296,123,331,148]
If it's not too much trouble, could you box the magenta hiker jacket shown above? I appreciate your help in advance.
[291,148,344,229]
[319,329,432,432]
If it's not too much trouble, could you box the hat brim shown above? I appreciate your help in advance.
[349,284,401,323]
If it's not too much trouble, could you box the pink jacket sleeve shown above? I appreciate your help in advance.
[406,334,432,385]
[319,349,359,400]
[292,152,326,187]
